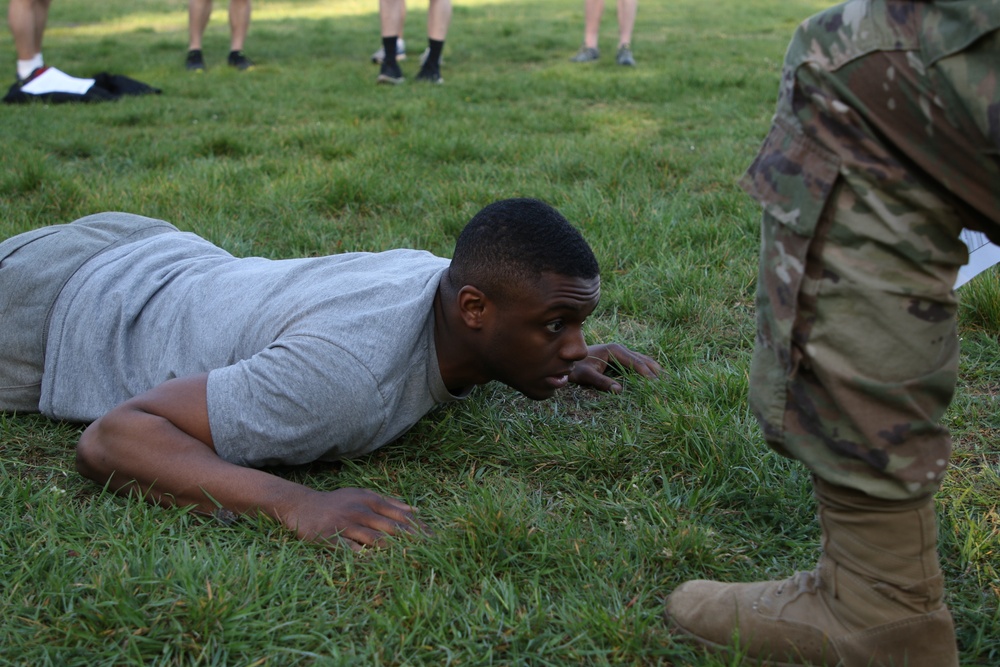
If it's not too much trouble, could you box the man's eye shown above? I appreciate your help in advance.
[546,321,565,333]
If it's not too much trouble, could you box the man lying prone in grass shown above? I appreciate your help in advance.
[0,198,661,549]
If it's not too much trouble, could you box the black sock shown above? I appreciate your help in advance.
[425,39,444,67]
[382,36,398,65]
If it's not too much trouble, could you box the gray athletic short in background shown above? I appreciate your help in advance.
[0,213,177,414]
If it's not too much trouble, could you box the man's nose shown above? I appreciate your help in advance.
[561,327,588,362]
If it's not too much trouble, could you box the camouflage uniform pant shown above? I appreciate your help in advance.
[741,0,1000,500]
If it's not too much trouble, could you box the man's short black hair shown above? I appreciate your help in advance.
[448,198,600,303]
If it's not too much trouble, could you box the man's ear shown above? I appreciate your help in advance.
[456,285,489,330]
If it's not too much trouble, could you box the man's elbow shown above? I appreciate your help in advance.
[75,420,113,483]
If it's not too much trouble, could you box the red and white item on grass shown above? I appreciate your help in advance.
[4,67,160,104]
[20,66,95,95]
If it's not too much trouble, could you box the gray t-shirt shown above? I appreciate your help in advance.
[41,228,458,467]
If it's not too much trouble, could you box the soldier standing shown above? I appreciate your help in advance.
[665,1,1000,665]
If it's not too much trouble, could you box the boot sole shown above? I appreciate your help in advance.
[664,611,826,667]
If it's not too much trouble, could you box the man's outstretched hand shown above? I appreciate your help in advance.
[284,487,429,551]
[568,343,662,393]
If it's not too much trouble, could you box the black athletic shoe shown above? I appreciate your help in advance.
[227,50,254,71]
[415,61,442,84]
[377,60,404,85]
[186,49,206,71]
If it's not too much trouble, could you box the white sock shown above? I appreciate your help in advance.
[17,53,44,80]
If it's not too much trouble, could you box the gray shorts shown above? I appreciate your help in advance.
[0,213,178,413]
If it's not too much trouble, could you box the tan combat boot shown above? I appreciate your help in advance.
[664,478,959,667]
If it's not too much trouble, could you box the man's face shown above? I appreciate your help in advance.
[479,272,600,400]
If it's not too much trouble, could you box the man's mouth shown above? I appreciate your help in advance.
[544,371,572,389]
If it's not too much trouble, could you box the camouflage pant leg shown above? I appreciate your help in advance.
[741,0,1000,500]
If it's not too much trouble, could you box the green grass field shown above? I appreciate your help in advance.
[1,0,998,664]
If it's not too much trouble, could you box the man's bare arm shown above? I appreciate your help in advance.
[75,374,422,550]
[568,343,663,393]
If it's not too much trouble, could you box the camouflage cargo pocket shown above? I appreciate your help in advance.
[740,117,840,447]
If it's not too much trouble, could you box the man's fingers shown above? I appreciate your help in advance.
[571,364,623,393]
[312,532,366,551]
[639,354,663,376]
[606,345,663,378]
[342,524,393,548]
[314,521,397,550]
[601,377,624,394]
[366,491,435,534]
[377,493,415,512]
[342,536,365,552]
[631,357,662,378]
[340,490,433,542]
[294,487,433,549]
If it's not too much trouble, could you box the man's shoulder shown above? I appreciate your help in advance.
[327,247,448,266]
[300,248,449,291]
